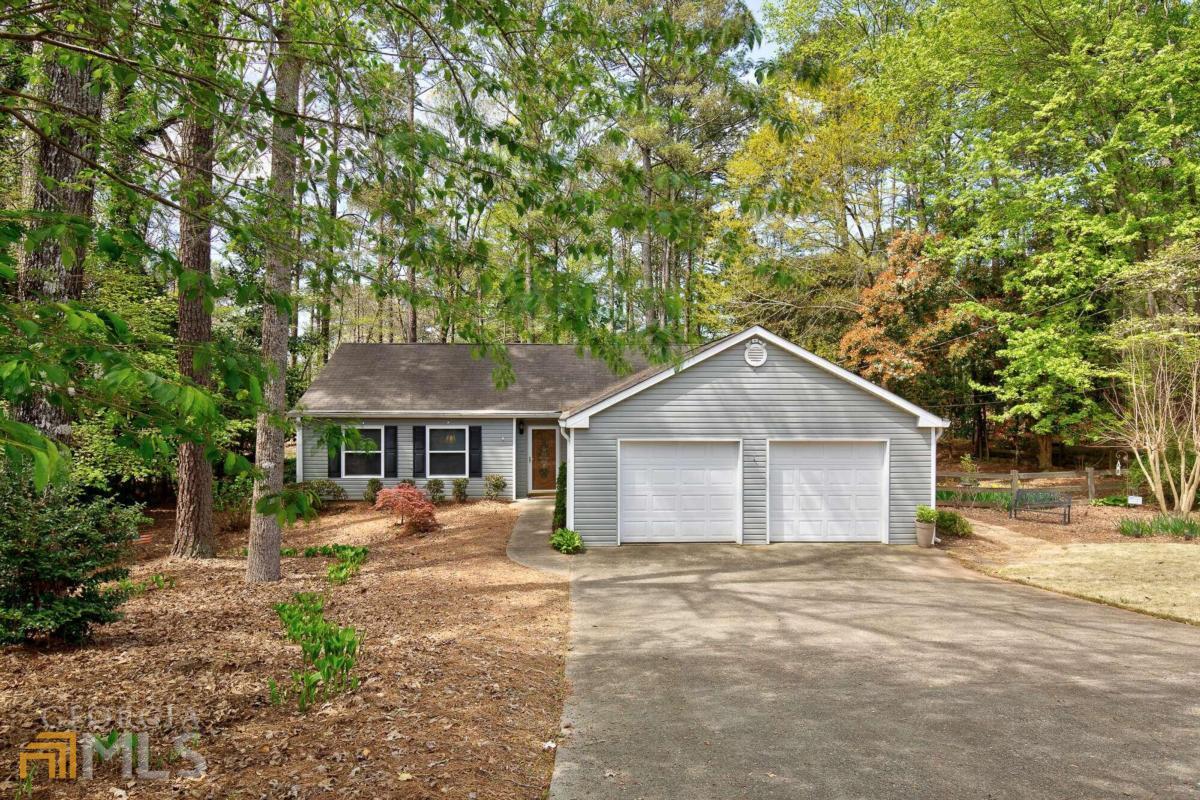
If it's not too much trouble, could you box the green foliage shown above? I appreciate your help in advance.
[0,469,143,644]
[425,478,445,504]
[363,478,383,504]
[934,510,972,537]
[550,528,584,554]
[553,462,568,531]
[1118,515,1199,539]
[936,488,1013,511]
[302,544,369,585]
[451,477,469,503]
[483,474,507,500]
[1090,495,1130,508]
[273,592,361,711]
[116,572,176,597]
[294,479,347,504]
[214,473,255,532]
[915,505,938,524]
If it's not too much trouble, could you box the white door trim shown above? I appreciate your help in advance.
[527,425,560,494]
[766,438,890,544]
[616,438,744,545]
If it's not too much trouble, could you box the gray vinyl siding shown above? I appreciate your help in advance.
[571,342,932,546]
[515,418,565,498]
[299,418,516,500]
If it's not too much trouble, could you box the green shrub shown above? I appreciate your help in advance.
[399,478,416,487]
[272,592,361,711]
[1090,494,1128,507]
[1119,514,1199,539]
[297,479,347,502]
[484,473,506,500]
[363,478,383,504]
[425,478,445,504]
[958,454,979,487]
[0,471,144,645]
[451,478,469,503]
[552,462,567,531]
[550,528,584,554]
[213,473,254,531]
[935,509,972,537]
[915,505,938,524]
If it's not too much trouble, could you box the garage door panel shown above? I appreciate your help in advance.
[769,442,886,543]
[620,441,740,543]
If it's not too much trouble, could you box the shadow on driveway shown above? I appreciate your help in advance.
[550,543,1200,800]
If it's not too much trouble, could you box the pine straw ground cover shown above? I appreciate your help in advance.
[0,501,568,799]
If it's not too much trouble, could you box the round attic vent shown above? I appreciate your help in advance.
[745,339,767,367]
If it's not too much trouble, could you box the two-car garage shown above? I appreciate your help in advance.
[616,439,888,544]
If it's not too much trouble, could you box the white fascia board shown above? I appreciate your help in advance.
[560,326,950,429]
[287,409,560,419]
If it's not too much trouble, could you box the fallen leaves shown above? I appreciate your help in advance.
[0,501,568,799]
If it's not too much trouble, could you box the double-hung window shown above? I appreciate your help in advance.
[343,426,384,477]
[428,426,468,477]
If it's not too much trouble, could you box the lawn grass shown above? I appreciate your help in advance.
[993,543,1200,625]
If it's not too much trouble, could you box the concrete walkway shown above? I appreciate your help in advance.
[506,498,571,577]
[517,534,1200,800]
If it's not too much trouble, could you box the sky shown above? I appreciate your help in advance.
[744,0,781,61]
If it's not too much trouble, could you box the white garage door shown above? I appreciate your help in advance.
[769,441,886,542]
[619,441,740,543]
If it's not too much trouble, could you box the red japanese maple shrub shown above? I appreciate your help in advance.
[374,484,440,534]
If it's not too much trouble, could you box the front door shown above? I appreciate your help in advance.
[531,428,558,491]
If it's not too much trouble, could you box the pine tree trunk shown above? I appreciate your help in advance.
[640,143,655,328]
[20,51,100,301]
[319,85,340,364]
[406,35,419,344]
[247,11,301,584]
[16,39,103,439]
[173,37,217,559]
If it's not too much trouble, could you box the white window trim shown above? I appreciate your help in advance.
[342,425,385,479]
[427,425,469,479]
[615,438,743,546]
[526,425,560,494]
[765,438,890,544]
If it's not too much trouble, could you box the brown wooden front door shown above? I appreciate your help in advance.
[531,428,558,491]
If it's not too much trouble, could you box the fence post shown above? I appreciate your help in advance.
[1009,469,1019,519]
[1086,466,1095,501]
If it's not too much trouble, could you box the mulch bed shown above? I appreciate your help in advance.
[958,503,1195,546]
[0,501,568,799]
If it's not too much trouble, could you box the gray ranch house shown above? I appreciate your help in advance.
[291,326,949,546]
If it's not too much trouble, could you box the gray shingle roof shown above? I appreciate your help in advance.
[293,343,650,416]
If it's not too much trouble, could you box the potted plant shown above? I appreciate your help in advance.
[915,505,938,548]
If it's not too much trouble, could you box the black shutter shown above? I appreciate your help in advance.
[412,425,426,478]
[384,425,398,478]
[327,436,341,478]
[469,425,482,478]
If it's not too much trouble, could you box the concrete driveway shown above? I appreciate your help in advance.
[536,538,1200,799]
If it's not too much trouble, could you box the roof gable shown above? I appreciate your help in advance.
[560,326,949,429]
